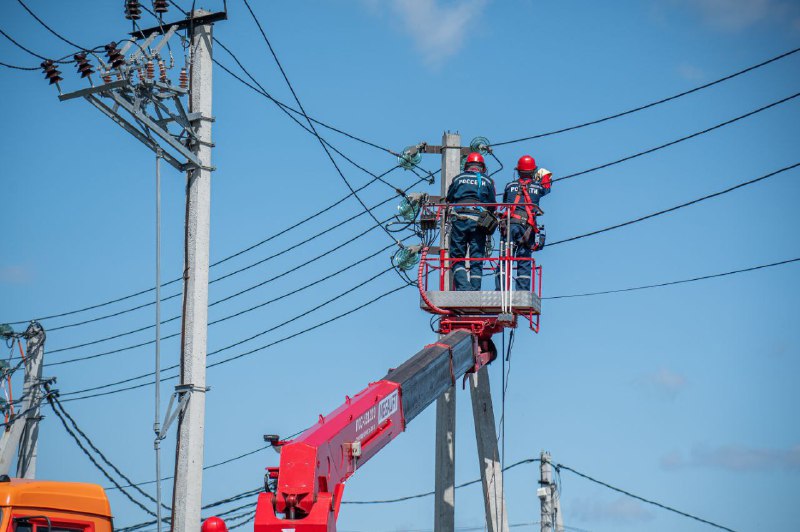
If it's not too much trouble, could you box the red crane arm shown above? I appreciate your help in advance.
[254,329,491,532]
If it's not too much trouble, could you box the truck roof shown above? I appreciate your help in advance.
[0,479,111,518]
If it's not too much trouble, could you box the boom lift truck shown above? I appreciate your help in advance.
[253,199,543,531]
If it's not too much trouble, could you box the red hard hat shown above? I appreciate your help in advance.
[202,517,228,532]
[516,155,536,173]
[465,152,485,167]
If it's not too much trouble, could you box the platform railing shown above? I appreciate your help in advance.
[418,202,543,332]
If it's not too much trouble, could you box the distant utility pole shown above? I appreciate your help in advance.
[16,322,46,479]
[171,9,215,532]
[434,131,460,532]
[538,451,564,532]
[0,322,46,478]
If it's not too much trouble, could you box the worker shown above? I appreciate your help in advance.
[446,152,497,291]
[495,155,552,291]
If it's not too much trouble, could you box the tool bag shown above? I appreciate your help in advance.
[477,210,498,234]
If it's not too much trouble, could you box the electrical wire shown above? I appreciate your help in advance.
[343,457,541,504]
[211,40,416,191]
[11,171,422,331]
[45,213,409,359]
[555,463,736,531]
[60,283,409,403]
[45,391,157,516]
[0,59,38,70]
[46,210,419,365]
[553,91,800,183]
[545,256,800,300]
[15,0,90,51]
[490,46,800,147]
[241,0,399,243]
[547,162,800,247]
[4,166,420,328]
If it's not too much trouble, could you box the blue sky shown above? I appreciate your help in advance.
[1,1,799,531]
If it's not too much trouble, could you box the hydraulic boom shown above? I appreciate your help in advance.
[254,329,495,531]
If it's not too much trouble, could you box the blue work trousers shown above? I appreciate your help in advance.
[450,217,486,291]
[494,223,534,291]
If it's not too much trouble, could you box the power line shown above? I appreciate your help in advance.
[547,162,800,247]
[45,391,157,516]
[343,458,541,504]
[60,283,408,402]
[46,220,411,367]
[241,0,399,243]
[46,213,406,359]
[0,59,38,70]
[3,164,414,327]
[19,172,421,333]
[553,91,800,183]
[555,463,737,532]
[15,0,89,51]
[544,257,800,300]
[491,46,800,147]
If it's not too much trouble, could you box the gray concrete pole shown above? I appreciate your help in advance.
[469,366,509,532]
[14,322,45,478]
[434,131,460,532]
[538,451,554,532]
[171,10,213,532]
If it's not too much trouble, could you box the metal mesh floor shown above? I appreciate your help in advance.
[420,290,541,314]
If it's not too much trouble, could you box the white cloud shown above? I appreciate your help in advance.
[677,63,706,82]
[0,265,33,284]
[368,0,489,68]
[637,367,688,400]
[671,0,800,32]
[662,443,800,472]
[571,496,655,525]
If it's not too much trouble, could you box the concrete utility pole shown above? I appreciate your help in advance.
[469,367,509,532]
[16,322,46,479]
[171,10,214,532]
[538,451,564,532]
[434,131,461,532]
[0,322,46,478]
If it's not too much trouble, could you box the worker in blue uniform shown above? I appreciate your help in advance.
[446,152,497,291]
[495,155,552,291]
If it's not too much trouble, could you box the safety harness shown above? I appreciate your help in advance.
[510,178,537,226]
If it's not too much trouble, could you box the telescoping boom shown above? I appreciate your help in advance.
[254,329,494,531]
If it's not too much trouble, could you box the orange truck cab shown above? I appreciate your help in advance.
[0,478,112,532]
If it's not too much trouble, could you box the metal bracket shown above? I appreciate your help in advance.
[156,384,208,441]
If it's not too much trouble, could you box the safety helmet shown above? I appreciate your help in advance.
[516,155,536,174]
[464,152,486,172]
[201,517,228,532]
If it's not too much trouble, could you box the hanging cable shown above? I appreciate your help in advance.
[547,162,800,247]
[45,216,415,363]
[490,46,800,147]
[61,282,407,402]
[553,92,800,184]
[241,0,399,243]
[544,256,800,300]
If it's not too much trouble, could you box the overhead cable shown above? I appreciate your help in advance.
[548,162,800,246]
[554,92,800,183]
[46,214,408,359]
[46,393,157,516]
[11,170,421,331]
[241,0,399,243]
[545,257,800,300]
[555,463,736,531]
[491,46,800,147]
[60,283,408,402]
[15,0,89,51]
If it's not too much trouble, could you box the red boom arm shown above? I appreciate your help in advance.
[254,329,489,531]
